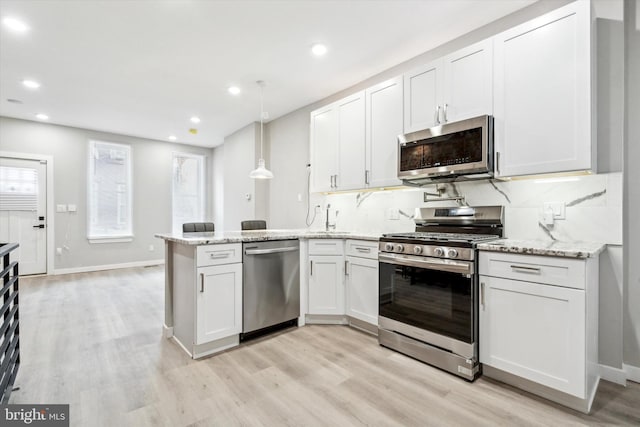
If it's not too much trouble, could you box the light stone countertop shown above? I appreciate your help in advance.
[476,239,606,259]
[154,229,381,245]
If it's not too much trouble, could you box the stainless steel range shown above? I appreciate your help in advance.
[378,206,503,381]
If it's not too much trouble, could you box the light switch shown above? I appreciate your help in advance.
[543,202,566,220]
[67,204,77,212]
[56,204,67,213]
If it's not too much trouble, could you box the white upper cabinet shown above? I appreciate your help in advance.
[404,39,493,133]
[336,92,366,190]
[493,0,593,177]
[310,104,338,192]
[403,59,442,132]
[443,39,493,123]
[365,77,403,188]
[310,92,365,192]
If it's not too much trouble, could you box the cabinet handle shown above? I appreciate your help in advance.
[345,260,349,275]
[200,273,205,292]
[435,105,441,124]
[480,282,485,309]
[355,247,371,253]
[443,103,448,122]
[209,252,230,259]
[510,265,542,273]
[365,170,370,185]
[310,260,313,276]
[496,151,501,175]
[334,174,338,188]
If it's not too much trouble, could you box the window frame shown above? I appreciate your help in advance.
[87,140,133,243]
[172,152,206,234]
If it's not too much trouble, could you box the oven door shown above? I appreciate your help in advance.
[378,252,476,358]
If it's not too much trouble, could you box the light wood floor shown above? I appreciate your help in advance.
[11,266,640,426]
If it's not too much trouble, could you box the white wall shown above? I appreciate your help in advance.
[623,0,640,371]
[0,117,213,271]
[216,122,270,231]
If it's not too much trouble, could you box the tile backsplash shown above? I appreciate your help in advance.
[311,172,622,245]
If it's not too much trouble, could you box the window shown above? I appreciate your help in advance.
[172,153,205,233]
[0,166,38,211]
[88,140,132,241]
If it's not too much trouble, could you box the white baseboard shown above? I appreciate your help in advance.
[624,363,640,384]
[53,259,164,275]
[163,324,174,338]
[599,364,627,385]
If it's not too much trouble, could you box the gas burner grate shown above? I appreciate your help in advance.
[383,232,499,243]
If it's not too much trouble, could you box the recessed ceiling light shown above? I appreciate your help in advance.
[2,17,29,33]
[228,86,241,95]
[22,79,40,89]
[311,43,328,56]
[168,135,177,141]
[35,113,49,120]
[190,116,201,124]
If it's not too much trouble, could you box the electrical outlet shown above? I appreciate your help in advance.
[67,204,77,212]
[386,208,400,220]
[148,244,155,252]
[543,202,566,220]
[56,248,62,255]
[56,204,67,213]
[315,205,321,213]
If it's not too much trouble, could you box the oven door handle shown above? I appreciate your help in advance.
[379,253,472,275]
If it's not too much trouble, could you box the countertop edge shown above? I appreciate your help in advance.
[477,240,607,259]
[154,231,381,245]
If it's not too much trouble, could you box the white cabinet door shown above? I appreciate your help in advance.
[196,263,242,345]
[404,59,443,133]
[336,92,366,190]
[493,1,592,177]
[366,77,403,188]
[310,104,338,192]
[443,39,493,122]
[345,256,378,325]
[308,255,344,315]
[479,275,586,397]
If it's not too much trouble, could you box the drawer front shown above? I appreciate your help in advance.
[345,239,378,259]
[309,239,344,256]
[197,243,242,267]
[479,251,585,289]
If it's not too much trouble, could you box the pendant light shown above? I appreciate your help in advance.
[249,80,274,179]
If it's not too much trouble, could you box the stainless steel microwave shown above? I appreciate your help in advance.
[398,115,493,184]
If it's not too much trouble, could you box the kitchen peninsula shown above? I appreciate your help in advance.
[155,229,380,358]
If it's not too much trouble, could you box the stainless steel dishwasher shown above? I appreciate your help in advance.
[242,239,300,337]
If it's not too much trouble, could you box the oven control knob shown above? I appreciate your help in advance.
[385,243,394,251]
[413,246,423,255]
[395,244,404,252]
[447,248,458,258]
[434,247,445,257]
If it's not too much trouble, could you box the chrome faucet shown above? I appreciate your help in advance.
[325,204,335,231]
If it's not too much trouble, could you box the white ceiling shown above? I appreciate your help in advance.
[0,0,536,148]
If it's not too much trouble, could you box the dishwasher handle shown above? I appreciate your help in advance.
[244,246,299,256]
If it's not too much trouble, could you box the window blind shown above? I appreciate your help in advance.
[0,166,38,211]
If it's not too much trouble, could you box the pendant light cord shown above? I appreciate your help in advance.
[259,81,264,159]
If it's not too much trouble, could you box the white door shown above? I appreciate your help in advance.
[403,59,443,132]
[479,275,586,397]
[336,91,366,191]
[308,255,344,315]
[195,263,242,345]
[345,256,378,325]
[366,77,403,188]
[0,158,47,275]
[443,38,493,122]
[310,104,338,192]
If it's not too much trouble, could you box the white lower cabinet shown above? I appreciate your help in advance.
[479,251,599,413]
[195,263,243,345]
[345,256,378,325]
[308,255,345,315]
[305,239,379,330]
